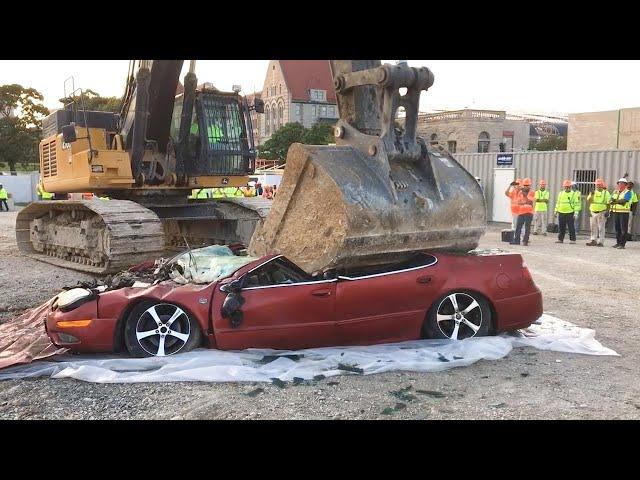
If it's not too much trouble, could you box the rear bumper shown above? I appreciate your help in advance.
[493,288,543,332]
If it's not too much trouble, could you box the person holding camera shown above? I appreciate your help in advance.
[586,178,610,247]
[504,178,521,230]
[511,178,535,246]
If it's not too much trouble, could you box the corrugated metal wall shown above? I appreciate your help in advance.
[453,150,640,235]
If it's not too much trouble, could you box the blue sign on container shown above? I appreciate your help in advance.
[497,153,513,166]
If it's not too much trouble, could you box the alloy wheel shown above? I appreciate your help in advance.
[135,303,191,356]
[436,292,483,340]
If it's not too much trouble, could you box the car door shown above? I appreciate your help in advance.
[334,255,441,345]
[212,256,337,350]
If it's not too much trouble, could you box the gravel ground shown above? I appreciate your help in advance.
[1,209,639,419]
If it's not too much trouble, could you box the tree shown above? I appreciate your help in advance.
[0,84,49,171]
[301,122,334,144]
[259,122,335,164]
[533,135,567,151]
[259,122,307,163]
[59,89,121,113]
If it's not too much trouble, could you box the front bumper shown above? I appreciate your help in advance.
[46,301,117,353]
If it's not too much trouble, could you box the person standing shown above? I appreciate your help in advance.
[532,179,549,236]
[586,178,610,247]
[554,179,577,244]
[610,178,633,249]
[511,178,535,246]
[0,184,8,212]
[504,178,521,230]
[570,182,582,231]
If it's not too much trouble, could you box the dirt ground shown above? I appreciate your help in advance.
[1,209,639,420]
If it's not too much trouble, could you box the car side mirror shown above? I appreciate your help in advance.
[62,124,77,144]
[254,98,265,114]
[220,279,242,293]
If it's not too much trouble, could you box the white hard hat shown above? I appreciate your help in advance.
[618,178,629,183]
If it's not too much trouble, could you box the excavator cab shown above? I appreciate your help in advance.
[171,87,256,178]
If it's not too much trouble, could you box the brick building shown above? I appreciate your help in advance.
[252,60,339,145]
[567,107,640,150]
[415,109,530,154]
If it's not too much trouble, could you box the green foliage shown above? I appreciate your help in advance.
[301,122,334,144]
[258,122,334,163]
[533,136,567,151]
[0,84,48,171]
[59,89,121,113]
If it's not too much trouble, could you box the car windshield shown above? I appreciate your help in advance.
[168,245,259,285]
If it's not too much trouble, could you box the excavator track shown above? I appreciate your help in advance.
[16,200,166,275]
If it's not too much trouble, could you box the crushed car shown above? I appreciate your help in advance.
[44,245,543,357]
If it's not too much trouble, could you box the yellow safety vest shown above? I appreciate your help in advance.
[571,190,582,212]
[0,188,7,200]
[534,189,550,212]
[37,184,54,199]
[588,189,611,213]
[611,189,632,213]
[632,191,638,204]
[554,190,578,214]
[196,188,209,199]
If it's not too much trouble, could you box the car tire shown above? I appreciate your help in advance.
[423,291,492,340]
[124,301,202,357]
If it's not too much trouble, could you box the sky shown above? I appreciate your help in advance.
[1,60,639,115]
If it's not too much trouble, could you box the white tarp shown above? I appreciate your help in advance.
[0,315,617,384]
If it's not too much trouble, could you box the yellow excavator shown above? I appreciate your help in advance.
[16,60,486,276]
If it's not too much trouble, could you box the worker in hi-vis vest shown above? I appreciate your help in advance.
[554,179,578,244]
[0,184,9,212]
[532,179,549,236]
[586,178,611,247]
[609,177,634,249]
[37,181,54,200]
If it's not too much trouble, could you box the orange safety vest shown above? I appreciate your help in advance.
[508,188,520,215]
[516,189,535,215]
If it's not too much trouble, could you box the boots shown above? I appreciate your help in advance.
[586,240,597,246]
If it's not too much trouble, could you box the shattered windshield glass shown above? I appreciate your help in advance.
[167,245,259,285]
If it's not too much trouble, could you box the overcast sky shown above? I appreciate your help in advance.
[1,60,638,115]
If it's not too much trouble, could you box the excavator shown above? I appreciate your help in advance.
[16,60,486,276]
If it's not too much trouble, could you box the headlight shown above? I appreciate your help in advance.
[54,288,96,312]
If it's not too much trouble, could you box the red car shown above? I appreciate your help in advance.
[45,250,543,357]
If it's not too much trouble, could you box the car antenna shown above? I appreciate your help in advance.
[181,234,198,276]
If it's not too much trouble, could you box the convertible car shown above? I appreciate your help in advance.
[45,248,543,357]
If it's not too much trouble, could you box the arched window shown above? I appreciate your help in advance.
[264,105,270,135]
[430,133,438,145]
[272,104,277,132]
[478,131,490,153]
[278,102,284,128]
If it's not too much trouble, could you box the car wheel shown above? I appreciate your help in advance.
[423,291,492,340]
[124,301,202,357]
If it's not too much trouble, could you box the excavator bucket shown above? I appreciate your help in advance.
[249,61,486,274]
[249,143,486,273]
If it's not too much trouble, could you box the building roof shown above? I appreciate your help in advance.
[279,60,336,103]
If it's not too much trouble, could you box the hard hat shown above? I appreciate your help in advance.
[595,178,605,186]
[618,178,628,184]
[539,179,547,185]
[522,178,532,186]
[562,180,572,187]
